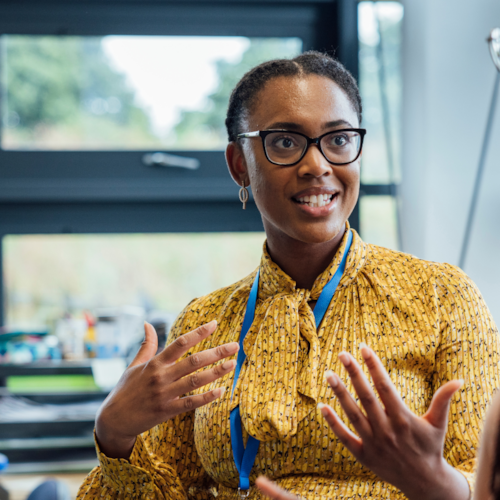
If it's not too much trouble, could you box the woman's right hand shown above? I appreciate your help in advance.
[95,320,238,459]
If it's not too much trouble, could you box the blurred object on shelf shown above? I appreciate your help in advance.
[90,359,126,391]
[0,453,8,500]
[0,329,59,365]
[55,318,86,360]
[83,313,96,358]
[6,374,98,394]
[95,306,144,359]
[0,395,101,423]
[148,311,176,355]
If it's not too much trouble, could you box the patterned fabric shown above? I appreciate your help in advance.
[78,228,500,499]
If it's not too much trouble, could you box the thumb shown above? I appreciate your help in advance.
[424,379,464,429]
[129,322,158,368]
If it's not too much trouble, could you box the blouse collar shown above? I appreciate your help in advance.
[258,223,367,301]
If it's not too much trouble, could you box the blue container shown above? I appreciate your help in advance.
[0,453,8,500]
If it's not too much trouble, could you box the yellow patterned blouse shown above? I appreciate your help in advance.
[78,228,500,500]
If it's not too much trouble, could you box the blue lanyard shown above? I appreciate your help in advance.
[230,230,353,494]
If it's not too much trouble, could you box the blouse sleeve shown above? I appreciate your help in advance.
[77,301,216,500]
[431,263,500,495]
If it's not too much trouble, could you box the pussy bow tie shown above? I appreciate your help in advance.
[229,283,322,442]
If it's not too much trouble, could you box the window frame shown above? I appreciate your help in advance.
[0,0,372,325]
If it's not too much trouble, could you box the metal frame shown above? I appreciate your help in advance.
[0,0,362,325]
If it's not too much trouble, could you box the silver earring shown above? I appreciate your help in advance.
[239,180,249,210]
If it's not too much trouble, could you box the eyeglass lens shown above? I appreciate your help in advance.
[264,131,361,165]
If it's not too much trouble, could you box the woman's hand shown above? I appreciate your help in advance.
[319,344,470,500]
[256,477,298,500]
[95,320,238,459]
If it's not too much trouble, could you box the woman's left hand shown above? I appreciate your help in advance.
[319,344,470,500]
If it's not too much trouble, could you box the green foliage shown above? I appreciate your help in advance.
[172,38,302,148]
[2,36,158,149]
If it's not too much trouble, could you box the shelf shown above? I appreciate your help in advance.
[5,459,98,474]
[0,389,108,404]
[0,361,93,379]
[0,419,96,440]
[0,436,95,451]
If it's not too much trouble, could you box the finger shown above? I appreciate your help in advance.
[160,320,218,365]
[255,476,298,500]
[318,403,363,460]
[357,344,406,418]
[337,351,387,427]
[167,386,226,416]
[424,379,464,429]
[169,358,237,398]
[129,322,158,368]
[325,370,372,438]
[171,342,239,380]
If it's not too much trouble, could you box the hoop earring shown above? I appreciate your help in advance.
[239,181,249,210]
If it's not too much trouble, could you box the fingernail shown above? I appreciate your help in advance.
[325,370,338,387]
[223,360,236,370]
[208,319,217,328]
[458,379,465,387]
[216,387,226,398]
[317,402,328,416]
[358,342,370,359]
[339,352,351,367]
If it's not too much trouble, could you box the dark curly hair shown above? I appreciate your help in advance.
[225,50,362,142]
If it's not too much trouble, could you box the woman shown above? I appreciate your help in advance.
[78,52,499,499]
[473,391,500,499]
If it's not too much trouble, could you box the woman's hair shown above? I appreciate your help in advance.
[225,50,362,142]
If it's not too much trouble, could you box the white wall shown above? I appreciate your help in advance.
[401,0,500,322]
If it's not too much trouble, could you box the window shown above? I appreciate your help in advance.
[0,0,361,329]
[358,1,403,249]
[3,233,265,331]
[2,36,302,151]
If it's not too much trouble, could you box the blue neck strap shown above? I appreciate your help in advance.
[230,229,353,492]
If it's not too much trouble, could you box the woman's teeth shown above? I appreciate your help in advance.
[296,194,334,208]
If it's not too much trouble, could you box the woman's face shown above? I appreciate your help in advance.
[227,74,361,245]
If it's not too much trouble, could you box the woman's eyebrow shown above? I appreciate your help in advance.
[265,120,354,131]
[324,119,354,129]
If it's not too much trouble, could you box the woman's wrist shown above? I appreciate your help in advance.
[95,416,137,460]
[403,459,470,500]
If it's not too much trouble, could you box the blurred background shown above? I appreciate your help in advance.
[0,0,498,497]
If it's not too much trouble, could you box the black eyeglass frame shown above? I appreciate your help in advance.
[237,128,367,166]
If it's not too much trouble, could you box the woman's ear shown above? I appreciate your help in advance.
[225,141,249,187]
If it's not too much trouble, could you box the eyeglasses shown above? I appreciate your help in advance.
[237,128,367,166]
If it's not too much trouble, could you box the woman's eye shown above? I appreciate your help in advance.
[274,136,296,149]
[332,135,348,147]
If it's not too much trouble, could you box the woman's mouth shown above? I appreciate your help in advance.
[294,194,335,208]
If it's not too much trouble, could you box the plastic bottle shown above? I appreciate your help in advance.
[83,312,97,358]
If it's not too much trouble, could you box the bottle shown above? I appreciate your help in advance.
[0,453,9,500]
[83,312,97,358]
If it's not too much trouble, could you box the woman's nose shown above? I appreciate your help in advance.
[297,144,332,178]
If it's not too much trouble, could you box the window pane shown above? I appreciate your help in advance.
[360,195,398,249]
[3,232,265,335]
[1,36,302,151]
[358,2,403,184]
